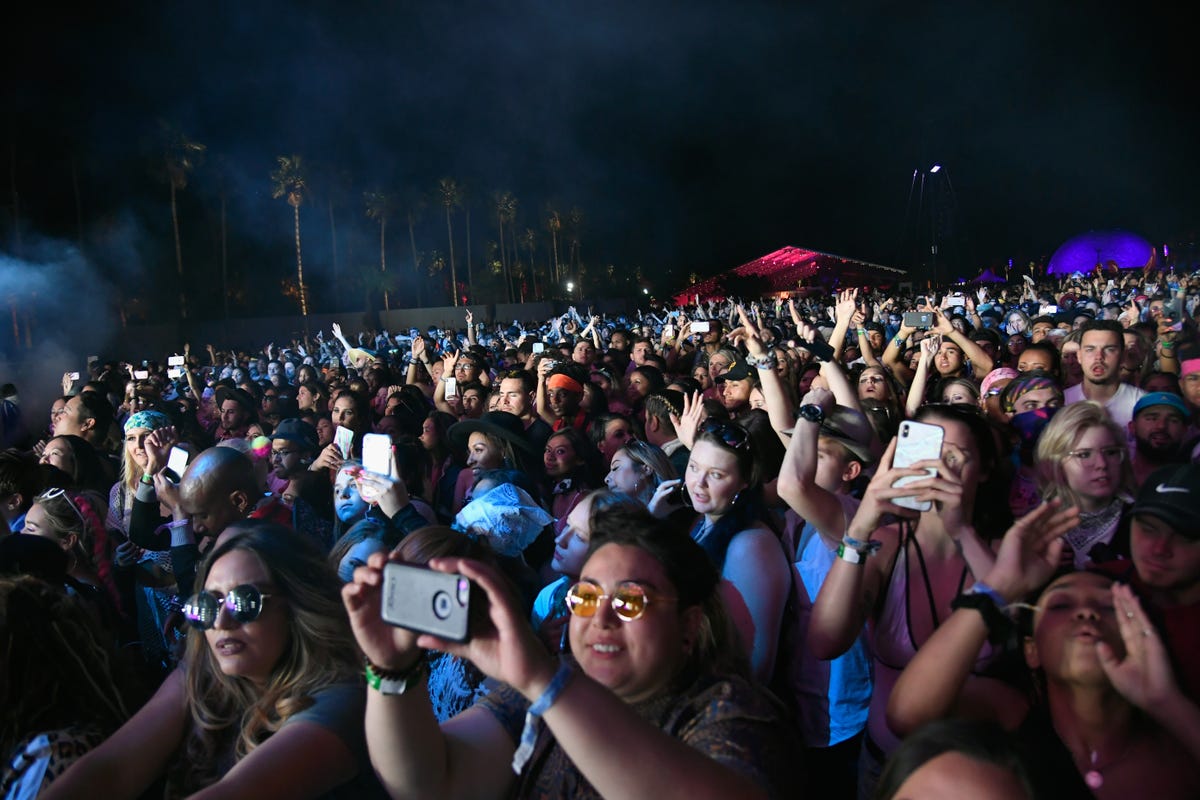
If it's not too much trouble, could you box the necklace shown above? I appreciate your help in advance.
[1082,737,1133,790]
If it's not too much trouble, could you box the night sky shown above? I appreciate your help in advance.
[3,1,1196,318]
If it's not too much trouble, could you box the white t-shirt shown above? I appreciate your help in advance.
[1063,381,1145,428]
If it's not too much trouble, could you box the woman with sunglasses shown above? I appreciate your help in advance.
[1034,401,1135,569]
[652,401,790,682]
[808,403,1010,798]
[45,521,380,799]
[344,506,795,799]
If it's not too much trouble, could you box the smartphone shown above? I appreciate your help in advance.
[133,370,150,380]
[381,562,475,643]
[532,342,545,354]
[903,312,933,330]
[168,355,185,367]
[1167,296,1184,321]
[334,425,355,459]
[167,367,183,379]
[1043,304,1059,314]
[692,321,711,333]
[166,446,190,481]
[444,377,457,398]
[68,372,81,381]
[663,323,675,338]
[891,420,944,512]
[362,433,392,477]
[87,354,100,364]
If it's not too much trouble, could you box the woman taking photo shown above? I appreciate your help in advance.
[343,508,796,799]
[651,414,790,681]
[1034,401,1135,568]
[45,521,379,799]
[808,403,1008,797]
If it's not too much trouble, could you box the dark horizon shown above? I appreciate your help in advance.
[3,1,1197,322]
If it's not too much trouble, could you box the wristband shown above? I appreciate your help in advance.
[892,335,906,347]
[140,474,155,485]
[950,591,1012,645]
[836,543,866,565]
[512,662,574,773]
[842,535,883,556]
[365,656,428,695]
[966,581,1009,608]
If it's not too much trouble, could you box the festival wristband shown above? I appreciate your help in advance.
[512,662,574,773]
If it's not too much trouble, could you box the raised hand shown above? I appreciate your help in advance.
[143,426,179,475]
[671,390,706,450]
[981,501,1079,601]
[736,305,767,357]
[415,557,557,698]
[1097,583,1179,712]
[342,551,424,671]
[834,289,859,324]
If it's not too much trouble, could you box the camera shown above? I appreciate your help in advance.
[381,563,476,642]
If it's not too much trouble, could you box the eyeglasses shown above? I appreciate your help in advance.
[271,449,298,460]
[1066,446,1126,464]
[564,580,674,623]
[699,419,750,450]
[183,584,273,630]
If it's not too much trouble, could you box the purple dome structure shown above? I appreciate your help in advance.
[1047,230,1154,275]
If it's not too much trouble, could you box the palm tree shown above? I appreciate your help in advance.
[521,227,538,300]
[547,208,562,287]
[160,121,206,318]
[437,178,462,306]
[494,191,518,303]
[270,155,309,318]
[406,199,425,306]
[567,206,584,289]
[364,189,395,310]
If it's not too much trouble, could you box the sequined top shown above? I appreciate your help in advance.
[477,666,797,799]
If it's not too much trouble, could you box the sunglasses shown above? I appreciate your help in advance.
[38,488,87,529]
[564,580,673,623]
[699,419,750,450]
[183,584,274,630]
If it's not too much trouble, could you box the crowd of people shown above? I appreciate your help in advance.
[2,265,1199,799]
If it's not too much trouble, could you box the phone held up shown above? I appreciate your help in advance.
[890,420,944,512]
[902,311,933,330]
[381,562,477,643]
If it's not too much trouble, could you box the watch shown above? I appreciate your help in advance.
[365,656,429,696]
[797,404,825,424]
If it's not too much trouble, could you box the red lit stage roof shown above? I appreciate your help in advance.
[673,246,906,304]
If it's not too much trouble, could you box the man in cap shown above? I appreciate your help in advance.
[715,357,757,415]
[1129,392,1189,485]
[776,386,879,797]
[208,385,258,442]
[268,418,320,498]
[1109,464,1200,699]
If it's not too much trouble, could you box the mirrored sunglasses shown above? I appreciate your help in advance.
[183,584,273,630]
[564,580,672,623]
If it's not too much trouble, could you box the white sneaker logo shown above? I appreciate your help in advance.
[1156,484,1189,494]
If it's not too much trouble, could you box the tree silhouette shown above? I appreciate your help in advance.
[159,121,205,319]
[547,208,562,288]
[437,178,462,306]
[270,155,309,318]
[364,189,395,310]
[495,191,518,303]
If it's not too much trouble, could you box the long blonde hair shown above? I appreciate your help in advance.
[172,521,360,794]
[1034,401,1134,507]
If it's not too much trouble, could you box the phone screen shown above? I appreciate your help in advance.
[167,446,190,477]
[362,433,392,476]
[444,377,457,397]
[334,426,355,459]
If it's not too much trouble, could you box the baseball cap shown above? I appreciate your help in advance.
[1131,464,1200,538]
[1133,392,1190,419]
[714,357,754,383]
[782,405,880,464]
[270,418,319,452]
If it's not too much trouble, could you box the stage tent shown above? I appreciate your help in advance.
[672,246,906,305]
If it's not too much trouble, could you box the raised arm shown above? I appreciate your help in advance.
[43,670,189,800]
[828,289,858,362]
[737,306,793,437]
[776,388,856,550]
[905,336,939,417]
[887,502,1077,735]
[931,311,994,375]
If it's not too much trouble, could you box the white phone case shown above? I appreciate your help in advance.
[891,421,944,512]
